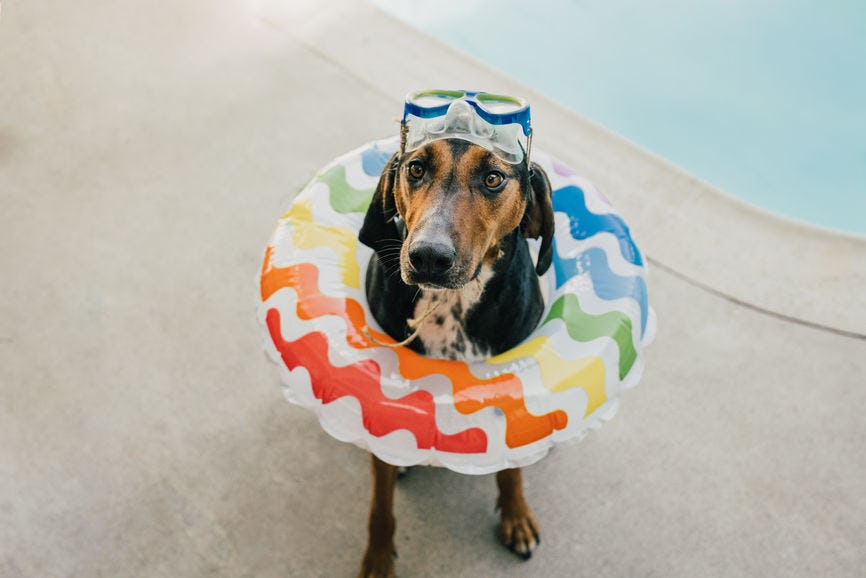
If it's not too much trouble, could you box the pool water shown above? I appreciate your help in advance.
[371,0,866,235]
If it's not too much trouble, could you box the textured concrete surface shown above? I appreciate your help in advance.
[1,1,864,577]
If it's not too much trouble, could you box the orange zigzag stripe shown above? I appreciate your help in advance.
[261,247,568,448]
[266,314,487,453]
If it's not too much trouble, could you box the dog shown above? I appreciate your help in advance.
[356,136,555,577]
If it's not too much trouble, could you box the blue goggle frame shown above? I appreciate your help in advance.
[402,89,532,137]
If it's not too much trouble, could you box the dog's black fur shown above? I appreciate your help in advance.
[359,141,555,356]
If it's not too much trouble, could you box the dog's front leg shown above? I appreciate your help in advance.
[359,455,398,578]
[496,467,540,559]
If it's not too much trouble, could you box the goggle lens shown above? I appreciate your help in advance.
[401,89,532,164]
[475,93,525,114]
[410,90,465,108]
[408,90,527,115]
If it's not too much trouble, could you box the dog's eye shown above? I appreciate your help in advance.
[407,161,425,180]
[484,171,505,190]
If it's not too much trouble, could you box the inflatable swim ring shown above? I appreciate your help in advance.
[259,137,656,475]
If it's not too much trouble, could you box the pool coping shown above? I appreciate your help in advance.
[277,0,866,338]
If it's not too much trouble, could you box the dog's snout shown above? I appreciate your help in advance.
[408,241,456,276]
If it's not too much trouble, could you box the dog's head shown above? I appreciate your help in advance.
[359,139,555,290]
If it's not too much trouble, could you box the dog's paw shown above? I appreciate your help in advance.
[358,547,397,578]
[498,506,540,560]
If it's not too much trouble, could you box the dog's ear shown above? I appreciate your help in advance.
[359,154,400,251]
[521,162,555,276]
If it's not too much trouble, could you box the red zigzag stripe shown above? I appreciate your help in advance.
[267,310,488,454]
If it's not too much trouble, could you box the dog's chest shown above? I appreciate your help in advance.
[412,273,492,363]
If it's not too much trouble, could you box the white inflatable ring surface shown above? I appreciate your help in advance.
[259,138,656,475]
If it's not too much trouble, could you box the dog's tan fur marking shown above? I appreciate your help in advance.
[393,141,528,287]
[496,468,540,559]
[359,456,398,578]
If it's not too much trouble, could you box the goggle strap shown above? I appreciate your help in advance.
[399,120,408,158]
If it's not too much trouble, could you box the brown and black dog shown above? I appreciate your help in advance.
[357,137,555,577]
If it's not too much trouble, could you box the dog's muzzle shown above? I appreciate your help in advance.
[407,240,456,286]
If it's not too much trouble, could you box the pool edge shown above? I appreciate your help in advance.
[281,0,866,337]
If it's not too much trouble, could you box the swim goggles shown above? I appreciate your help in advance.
[400,89,532,165]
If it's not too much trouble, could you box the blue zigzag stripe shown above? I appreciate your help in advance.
[361,143,395,177]
[358,143,648,334]
[552,244,648,336]
[551,185,643,267]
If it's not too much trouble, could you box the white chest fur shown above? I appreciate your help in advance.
[411,268,493,362]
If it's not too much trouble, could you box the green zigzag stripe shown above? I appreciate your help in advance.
[314,163,638,379]
[543,294,637,379]
[317,164,375,214]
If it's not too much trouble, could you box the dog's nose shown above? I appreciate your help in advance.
[408,241,456,276]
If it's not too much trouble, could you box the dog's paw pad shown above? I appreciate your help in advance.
[498,509,540,560]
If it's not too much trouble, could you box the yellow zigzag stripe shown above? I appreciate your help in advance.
[282,200,360,289]
[488,336,607,417]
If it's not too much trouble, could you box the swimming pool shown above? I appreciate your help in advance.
[370,0,866,236]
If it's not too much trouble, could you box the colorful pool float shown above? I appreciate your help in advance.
[258,137,656,475]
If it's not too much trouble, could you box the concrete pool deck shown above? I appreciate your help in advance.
[1,0,864,576]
